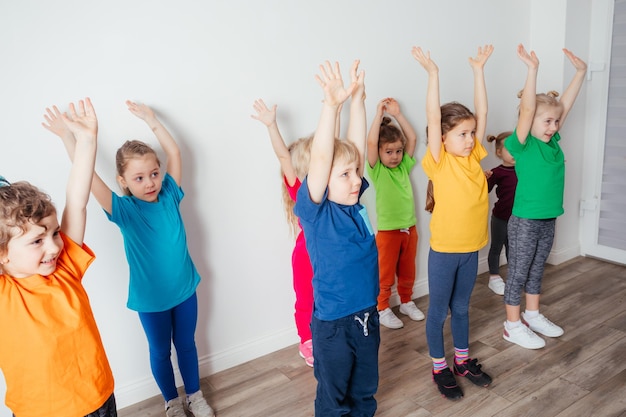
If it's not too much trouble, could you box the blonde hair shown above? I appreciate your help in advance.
[282,136,313,236]
[116,140,161,196]
[0,181,56,254]
[517,90,563,113]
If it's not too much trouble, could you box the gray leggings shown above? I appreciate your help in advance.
[504,215,555,306]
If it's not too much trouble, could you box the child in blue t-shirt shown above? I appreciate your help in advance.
[45,101,215,417]
[294,60,379,417]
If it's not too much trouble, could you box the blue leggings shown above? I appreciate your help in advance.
[138,293,200,401]
[426,249,478,359]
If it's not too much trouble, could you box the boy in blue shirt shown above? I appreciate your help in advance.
[294,60,379,416]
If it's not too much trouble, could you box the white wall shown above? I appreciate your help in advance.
[0,1,591,414]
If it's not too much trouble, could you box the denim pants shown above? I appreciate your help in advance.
[311,306,380,417]
[426,249,478,359]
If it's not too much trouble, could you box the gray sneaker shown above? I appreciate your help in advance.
[187,391,215,417]
[165,397,186,417]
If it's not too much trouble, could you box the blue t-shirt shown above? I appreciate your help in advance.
[106,173,200,312]
[294,177,379,321]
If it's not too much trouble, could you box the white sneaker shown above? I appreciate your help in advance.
[488,277,505,295]
[379,307,404,329]
[187,391,215,417]
[399,301,425,321]
[522,313,564,337]
[503,322,546,349]
[165,397,186,417]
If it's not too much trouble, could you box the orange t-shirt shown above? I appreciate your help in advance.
[0,233,114,417]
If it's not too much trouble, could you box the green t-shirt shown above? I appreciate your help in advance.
[367,153,417,230]
[505,129,565,219]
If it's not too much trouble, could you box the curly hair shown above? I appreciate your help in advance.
[0,181,56,254]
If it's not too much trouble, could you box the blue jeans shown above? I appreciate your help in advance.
[311,306,380,417]
[426,249,478,359]
[138,293,200,401]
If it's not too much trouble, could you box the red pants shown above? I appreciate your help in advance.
[292,231,314,343]
[376,226,418,310]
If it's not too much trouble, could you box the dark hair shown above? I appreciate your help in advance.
[486,131,513,152]
[378,117,406,147]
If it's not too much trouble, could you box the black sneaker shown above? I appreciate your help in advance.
[453,358,492,387]
[432,368,463,400]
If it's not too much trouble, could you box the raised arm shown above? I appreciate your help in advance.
[385,98,418,157]
[347,60,366,177]
[251,99,298,186]
[52,99,98,245]
[515,44,539,145]
[367,99,386,168]
[558,48,587,129]
[43,105,113,214]
[469,44,494,143]
[412,47,442,163]
[126,100,182,185]
[307,61,355,203]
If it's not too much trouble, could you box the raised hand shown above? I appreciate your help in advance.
[469,44,494,70]
[412,47,439,74]
[126,100,155,122]
[61,98,97,139]
[517,44,539,69]
[563,48,587,72]
[384,98,401,117]
[42,105,72,139]
[315,61,355,107]
[251,99,277,127]
[350,59,365,102]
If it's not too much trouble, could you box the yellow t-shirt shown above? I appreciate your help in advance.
[422,139,489,252]
[0,233,114,417]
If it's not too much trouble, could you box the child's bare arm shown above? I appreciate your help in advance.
[367,99,386,168]
[57,98,98,246]
[559,48,587,130]
[127,100,182,185]
[347,60,366,177]
[386,98,418,158]
[516,44,539,145]
[43,104,113,214]
[307,61,355,203]
[469,44,494,143]
[412,47,442,163]
[251,99,298,185]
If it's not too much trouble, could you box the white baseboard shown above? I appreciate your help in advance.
[114,327,298,409]
[116,246,581,410]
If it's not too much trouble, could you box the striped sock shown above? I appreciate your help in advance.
[454,347,469,365]
[432,358,448,374]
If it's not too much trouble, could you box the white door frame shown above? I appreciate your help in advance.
[580,0,626,265]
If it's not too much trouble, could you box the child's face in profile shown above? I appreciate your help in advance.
[379,140,404,169]
[531,105,562,143]
[443,118,476,157]
[118,154,163,203]
[1,214,63,278]
[328,158,362,206]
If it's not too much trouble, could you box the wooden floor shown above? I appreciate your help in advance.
[119,256,626,417]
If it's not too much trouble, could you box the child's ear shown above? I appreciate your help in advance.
[117,175,127,189]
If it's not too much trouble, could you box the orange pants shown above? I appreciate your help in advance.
[376,226,418,310]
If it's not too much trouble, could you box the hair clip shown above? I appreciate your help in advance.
[0,176,10,188]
